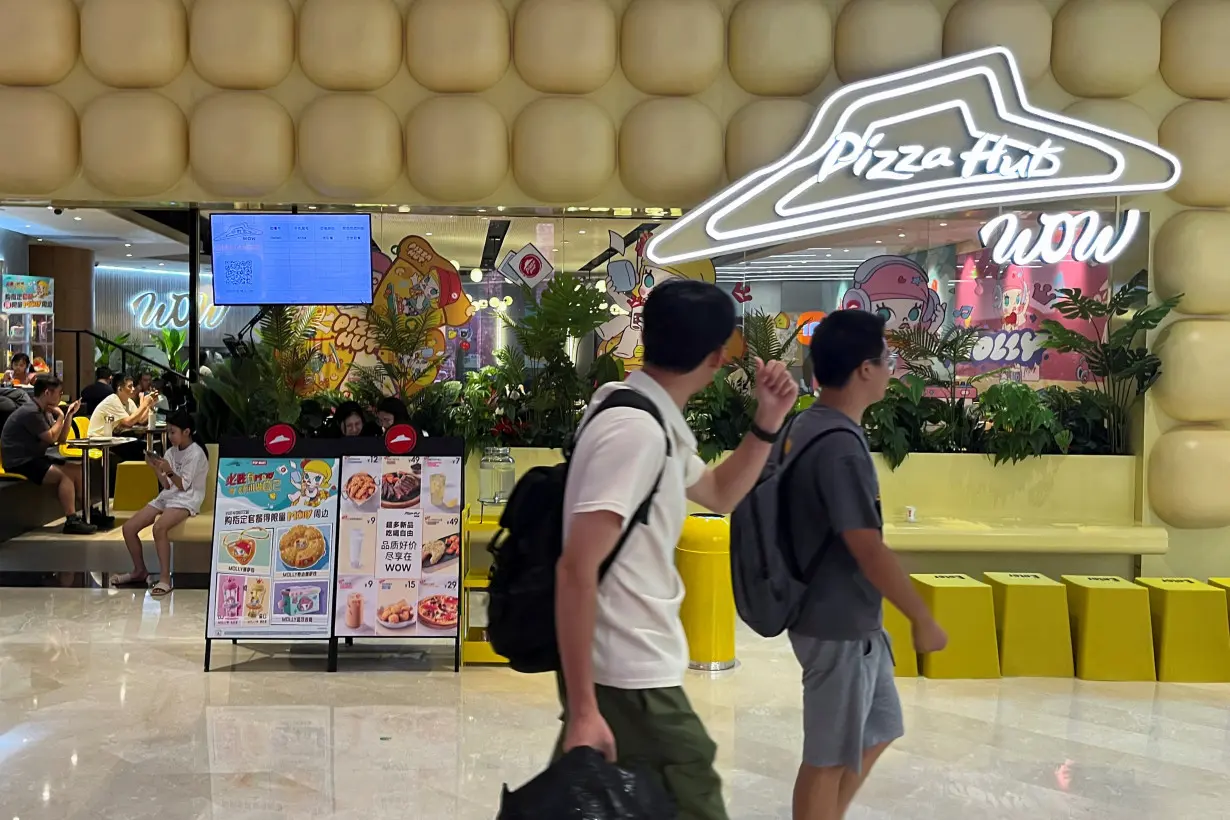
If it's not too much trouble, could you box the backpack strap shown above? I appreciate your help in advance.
[572,387,672,580]
[774,423,865,585]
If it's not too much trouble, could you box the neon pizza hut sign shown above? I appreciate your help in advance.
[647,47,1179,266]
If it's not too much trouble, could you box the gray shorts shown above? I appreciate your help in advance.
[789,629,904,772]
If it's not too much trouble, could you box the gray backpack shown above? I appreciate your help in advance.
[730,421,859,637]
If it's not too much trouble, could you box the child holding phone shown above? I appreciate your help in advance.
[113,411,209,597]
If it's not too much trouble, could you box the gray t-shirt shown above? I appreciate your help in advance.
[1,402,52,467]
[781,405,884,641]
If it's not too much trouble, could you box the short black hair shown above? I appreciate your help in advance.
[376,396,410,422]
[11,352,30,367]
[166,410,194,431]
[115,373,135,390]
[32,374,62,398]
[95,366,112,381]
[334,401,365,424]
[641,280,736,373]
[810,310,888,388]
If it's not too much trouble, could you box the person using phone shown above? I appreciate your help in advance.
[0,375,95,534]
[114,411,209,596]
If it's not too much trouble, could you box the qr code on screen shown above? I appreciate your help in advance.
[223,260,253,287]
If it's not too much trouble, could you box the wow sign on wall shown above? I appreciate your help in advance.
[647,47,1181,389]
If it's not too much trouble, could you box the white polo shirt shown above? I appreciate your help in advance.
[562,370,707,690]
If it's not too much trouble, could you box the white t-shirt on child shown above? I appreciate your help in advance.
[154,444,209,515]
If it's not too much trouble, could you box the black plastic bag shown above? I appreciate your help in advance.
[497,747,676,819]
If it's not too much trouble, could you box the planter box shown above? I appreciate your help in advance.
[875,453,1139,526]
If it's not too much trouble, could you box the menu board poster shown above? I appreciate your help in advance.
[335,455,462,638]
[207,457,340,639]
[1,274,54,314]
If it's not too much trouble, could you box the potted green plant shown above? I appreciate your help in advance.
[1039,269,1179,455]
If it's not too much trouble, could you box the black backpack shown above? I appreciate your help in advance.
[730,420,860,638]
[486,388,671,673]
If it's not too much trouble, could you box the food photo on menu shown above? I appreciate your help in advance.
[422,457,462,513]
[276,524,331,573]
[381,457,422,509]
[342,456,380,514]
[375,579,419,636]
[416,576,460,635]
[339,516,376,575]
[421,514,461,574]
[335,577,378,637]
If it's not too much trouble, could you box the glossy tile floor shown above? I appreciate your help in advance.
[2,588,1229,819]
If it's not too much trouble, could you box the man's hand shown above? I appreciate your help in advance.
[66,400,81,418]
[752,357,798,431]
[912,617,948,653]
[140,393,157,409]
[562,710,617,763]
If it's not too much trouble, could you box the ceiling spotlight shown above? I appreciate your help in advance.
[842,249,849,252]
[124,243,131,247]
[825,253,832,258]
[939,222,948,227]
[126,253,132,257]
[497,206,506,212]
[397,205,411,213]
[73,216,82,221]
[898,233,906,238]
[307,205,317,210]
[552,247,559,252]
[470,269,483,283]
[875,240,883,244]
[578,230,586,235]
[158,262,165,267]
[425,232,432,236]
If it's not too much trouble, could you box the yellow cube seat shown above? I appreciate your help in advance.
[1137,578,1230,683]
[113,461,160,512]
[882,600,917,677]
[1062,575,1155,681]
[911,574,1000,679]
[986,572,1074,678]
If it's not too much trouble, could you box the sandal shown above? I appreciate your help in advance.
[151,580,173,597]
[110,572,149,588]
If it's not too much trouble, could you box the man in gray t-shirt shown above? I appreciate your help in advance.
[787,310,947,820]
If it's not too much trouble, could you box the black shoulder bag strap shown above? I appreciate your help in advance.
[571,387,672,580]
[774,420,865,585]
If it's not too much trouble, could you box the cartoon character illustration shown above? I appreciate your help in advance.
[245,579,268,620]
[597,232,718,370]
[997,266,1032,331]
[289,459,333,508]
[841,255,946,333]
[311,235,475,396]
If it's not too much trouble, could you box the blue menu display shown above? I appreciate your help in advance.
[210,213,374,306]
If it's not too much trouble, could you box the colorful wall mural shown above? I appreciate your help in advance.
[304,234,475,397]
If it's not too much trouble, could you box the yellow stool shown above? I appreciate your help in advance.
[1062,575,1155,681]
[113,461,160,512]
[984,572,1074,677]
[911,574,1000,679]
[675,514,734,671]
[1137,578,1230,682]
[882,600,917,677]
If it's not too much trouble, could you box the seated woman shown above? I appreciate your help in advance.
[112,411,209,597]
[330,401,379,437]
[375,396,411,432]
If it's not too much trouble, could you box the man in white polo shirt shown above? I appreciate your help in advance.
[555,279,798,818]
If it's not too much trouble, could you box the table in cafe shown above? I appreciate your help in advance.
[67,437,137,525]
[132,424,168,454]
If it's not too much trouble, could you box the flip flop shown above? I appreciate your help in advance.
[110,572,149,588]
[151,581,173,597]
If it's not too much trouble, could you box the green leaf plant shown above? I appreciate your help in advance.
[978,381,1072,465]
[1039,269,1180,455]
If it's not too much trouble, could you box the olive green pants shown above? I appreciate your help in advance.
[555,676,728,820]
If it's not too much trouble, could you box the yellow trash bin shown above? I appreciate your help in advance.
[676,513,736,671]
